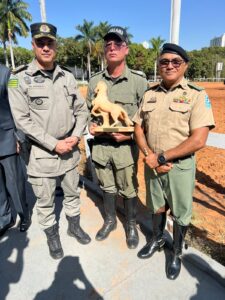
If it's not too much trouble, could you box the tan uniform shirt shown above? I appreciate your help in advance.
[8,60,88,177]
[133,78,215,153]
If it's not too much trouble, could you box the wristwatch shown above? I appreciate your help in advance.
[157,153,167,165]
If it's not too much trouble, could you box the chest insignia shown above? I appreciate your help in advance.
[173,94,191,104]
[34,76,45,83]
[35,99,43,105]
[24,76,32,85]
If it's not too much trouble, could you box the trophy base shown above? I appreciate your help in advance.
[94,126,134,133]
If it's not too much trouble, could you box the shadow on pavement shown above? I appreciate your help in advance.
[33,256,103,300]
[183,253,225,300]
[0,230,29,300]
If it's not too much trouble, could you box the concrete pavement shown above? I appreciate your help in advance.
[207,132,225,149]
[0,181,225,300]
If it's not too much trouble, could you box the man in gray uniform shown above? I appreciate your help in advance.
[87,26,148,249]
[0,64,30,236]
[8,23,91,259]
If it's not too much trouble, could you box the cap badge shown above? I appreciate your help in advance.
[40,24,50,33]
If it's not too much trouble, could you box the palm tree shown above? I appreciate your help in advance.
[0,0,32,69]
[75,19,97,79]
[150,36,165,81]
[94,21,111,70]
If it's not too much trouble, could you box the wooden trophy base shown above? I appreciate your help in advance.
[94,126,134,133]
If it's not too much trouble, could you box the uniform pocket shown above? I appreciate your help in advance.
[28,88,49,110]
[33,147,60,174]
[169,102,190,113]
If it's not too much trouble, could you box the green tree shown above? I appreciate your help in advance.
[75,19,97,79]
[0,0,32,69]
[150,36,165,81]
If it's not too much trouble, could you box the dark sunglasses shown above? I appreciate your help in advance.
[159,58,185,68]
[104,41,126,50]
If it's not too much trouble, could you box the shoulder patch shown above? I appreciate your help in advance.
[130,69,146,78]
[91,70,104,78]
[12,65,28,74]
[8,74,19,88]
[187,82,204,91]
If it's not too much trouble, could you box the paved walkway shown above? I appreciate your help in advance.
[0,181,225,300]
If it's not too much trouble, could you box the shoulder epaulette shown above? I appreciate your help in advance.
[60,65,73,73]
[130,69,146,78]
[12,65,28,74]
[90,70,104,78]
[148,82,160,89]
[187,82,204,91]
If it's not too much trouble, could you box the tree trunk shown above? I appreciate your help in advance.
[87,52,91,80]
[3,42,9,67]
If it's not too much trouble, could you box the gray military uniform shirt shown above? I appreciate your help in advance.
[8,60,88,177]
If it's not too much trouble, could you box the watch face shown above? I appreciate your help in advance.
[158,154,166,165]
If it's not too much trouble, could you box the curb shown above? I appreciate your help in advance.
[79,175,225,288]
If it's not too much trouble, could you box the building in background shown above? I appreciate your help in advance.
[210,34,225,47]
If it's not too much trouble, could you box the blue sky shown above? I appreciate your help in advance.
[16,0,225,51]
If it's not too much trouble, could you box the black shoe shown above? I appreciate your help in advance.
[20,217,31,232]
[125,223,139,249]
[44,225,64,260]
[166,250,182,280]
[67,215,91,245]
[137,238,165,259]
[0,218,15,237]
[95,221,117,241]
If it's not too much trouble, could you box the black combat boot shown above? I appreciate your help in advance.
[19,208,31,232]
[166,221,188,280]
[44,224,64,259]
[124,197,139,249]
[66,215,91,244]
[137,212,166,259]
[95,192,117,241]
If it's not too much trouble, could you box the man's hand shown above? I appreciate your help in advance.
[54,140,73,155]
[155,163,173,174]
[89,122,101,136]
[144,152,159,169]
[16,142,20,154]
[65,136,80,147]
[110,132,131,143]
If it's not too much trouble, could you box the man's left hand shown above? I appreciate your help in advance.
[109,132,131,143]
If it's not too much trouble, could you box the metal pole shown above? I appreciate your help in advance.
[170,0,181,45]
[39,0,47,22]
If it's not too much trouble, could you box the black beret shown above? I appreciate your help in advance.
[30,22,57,40]
[160,43,189,62]
[104,26,129,44]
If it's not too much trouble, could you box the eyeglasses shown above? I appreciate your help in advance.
[104,41,126,51]
[159,58,185,68]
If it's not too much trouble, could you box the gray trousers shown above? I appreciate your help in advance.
[28,167,81,230]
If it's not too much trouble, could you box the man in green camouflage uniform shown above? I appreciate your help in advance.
[8,23,91,259]
[133,43,215,279]
[87,26,148,249]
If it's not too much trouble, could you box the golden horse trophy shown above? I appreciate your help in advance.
[91,81,134,132]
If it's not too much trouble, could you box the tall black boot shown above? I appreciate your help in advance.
[137,212,166,259]
[95,192,117,241]
[124,197,139,249]
[166,222,188,280]
[66,215,91,245]
[44,224,64,259]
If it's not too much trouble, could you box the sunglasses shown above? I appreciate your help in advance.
[104,41,126,51]
[159,58,185,68]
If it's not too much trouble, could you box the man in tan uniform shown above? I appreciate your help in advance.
[133,43,215,279]
[87,26,148,249]
[8,23,91,259]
